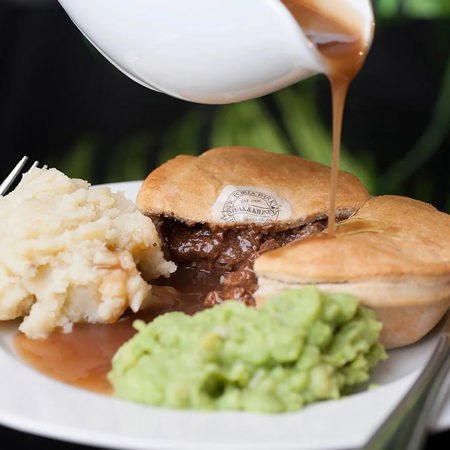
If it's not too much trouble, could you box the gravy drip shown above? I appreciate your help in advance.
[281,0,372,234]
[14,268,217,394]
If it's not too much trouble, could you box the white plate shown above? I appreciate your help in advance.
[0,180,449,450]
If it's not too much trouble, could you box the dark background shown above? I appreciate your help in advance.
[0,0,449,211]
[0,0,449,448]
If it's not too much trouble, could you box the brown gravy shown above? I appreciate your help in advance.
[281,0,372,234]
[14,268,216,394]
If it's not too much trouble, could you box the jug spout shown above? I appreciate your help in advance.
[58,0,373,104]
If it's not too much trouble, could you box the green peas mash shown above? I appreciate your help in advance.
[108,287,386,413]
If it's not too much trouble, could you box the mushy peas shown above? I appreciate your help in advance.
[108,287,386,413]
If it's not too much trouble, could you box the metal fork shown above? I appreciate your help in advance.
[0,156,40,196]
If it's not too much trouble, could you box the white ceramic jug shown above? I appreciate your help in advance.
[57,0,373,104]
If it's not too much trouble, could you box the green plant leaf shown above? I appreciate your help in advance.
[57,134,97,181]
[157,109,206,165]
[106,131,155,182]
[374,0,450,18]
[210,100,291,154]
[375,0,400,18]
[402,0,450,18]
[380,57,450,193]
[273,83,377,193]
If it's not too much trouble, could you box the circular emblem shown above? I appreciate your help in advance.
[220,188,282,224]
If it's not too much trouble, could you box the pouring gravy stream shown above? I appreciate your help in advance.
[282,0,372,234]
[14,0,373,391]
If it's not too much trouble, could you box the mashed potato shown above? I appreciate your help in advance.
[0,167,175,338]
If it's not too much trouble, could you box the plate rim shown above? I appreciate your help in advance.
[0,180,448,450]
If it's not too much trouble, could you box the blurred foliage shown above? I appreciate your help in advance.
[375,0,450,18]
[380,59,450,193]
[57,1,449,212]
[57,135,97,181]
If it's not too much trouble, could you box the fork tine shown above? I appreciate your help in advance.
[0,156,30,195]
[29,160,39,170]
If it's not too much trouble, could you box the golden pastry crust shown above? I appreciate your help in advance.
[254,195,450,280]
[136,146,370,228]
[254,195,450,348]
